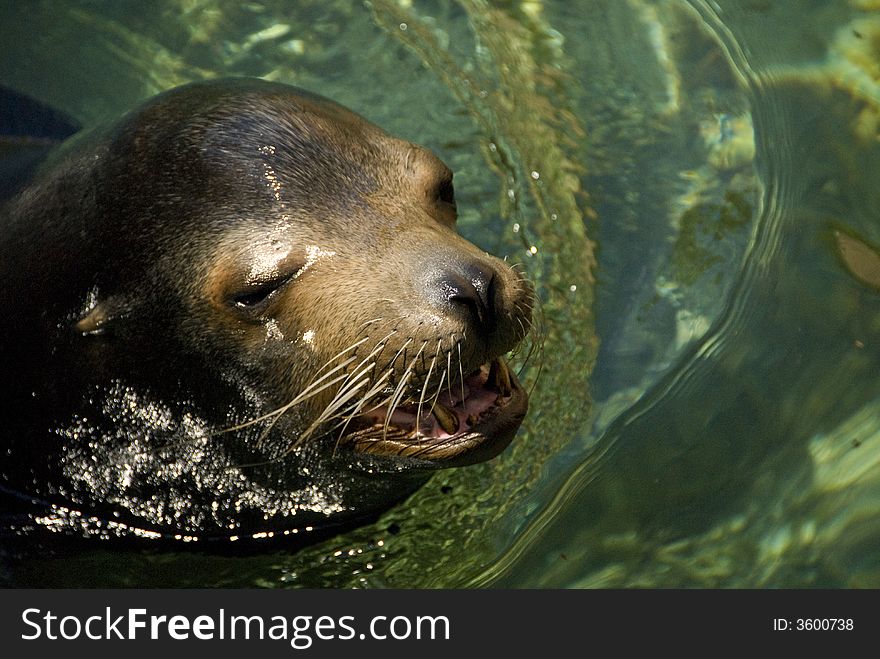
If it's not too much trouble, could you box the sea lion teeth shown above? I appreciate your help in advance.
[433,402,460,435]
[487,360,499,387]
[489,358,512,397]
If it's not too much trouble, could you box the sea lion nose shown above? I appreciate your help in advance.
[437,262,497,332]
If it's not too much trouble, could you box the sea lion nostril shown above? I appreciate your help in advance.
[440,263,496,331]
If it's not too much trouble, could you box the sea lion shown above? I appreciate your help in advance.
[0,78,533,544]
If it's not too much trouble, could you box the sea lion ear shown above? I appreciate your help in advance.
[74,297,122,335]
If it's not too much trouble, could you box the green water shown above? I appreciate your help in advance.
[3,0,880,587]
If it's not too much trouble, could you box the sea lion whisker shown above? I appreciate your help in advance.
[314,359,379,419]
[357,317,385,330]
[428,369,449,431]
[304,344,389,437]
[299,373,373,442]
[215,352,361,443]
[365,391,395,413]
[382,351,421,441]
[292,367,358,406]
[387,347,424,407]
[513,298,535,329]
[414,345,438,437]
[326,375,393,435]
[312,336,372,376]
[329,370,395,456]
[514,316,534,361]
[286,355,361,406]
[362,368,395,402]
[457,342,466,406]
[228,350,363,438]
[255,362,372,448]
[335,330,397,395]
[381,336,413,380]
[515,315,545,396]
[446,339,455,402]
[316,336,394,411]
[306,341,394,442]
[213,403,291,438]
[426,339,446,416]
[336,368,395,427]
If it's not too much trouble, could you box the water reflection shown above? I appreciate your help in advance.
[485,0,880,587]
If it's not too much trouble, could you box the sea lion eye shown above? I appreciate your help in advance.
[230,274,293,313]
[436,178,456,208]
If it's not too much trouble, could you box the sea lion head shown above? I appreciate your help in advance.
[0,78,533,542]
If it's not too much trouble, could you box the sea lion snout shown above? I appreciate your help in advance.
[422,252,529,359]
[436,260,496,331]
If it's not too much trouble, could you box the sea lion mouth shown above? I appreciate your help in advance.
[338,357,528,467]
